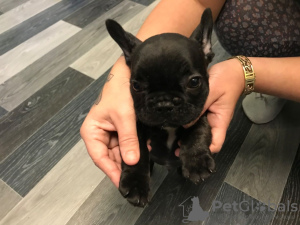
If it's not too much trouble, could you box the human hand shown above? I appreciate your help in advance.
[184,59,244,153]
[80,57,139,187]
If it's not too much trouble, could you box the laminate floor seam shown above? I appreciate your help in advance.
[270,144,300,225]
[0,106,7,118]
[203,182,276,225]
[0,0,62,35]
[0,139,106,225]
[0,67,94,162]
[0,0,30,13]
[0,179,23,221]
[3,74,93,154]
[0,0,96,56]
[225,101,300,207]
[0,179,22,199]
[63,0,124,28]
[70,1,157,79]
[0,20,81,85]
[0,0,143,111]
[0,70,109,197]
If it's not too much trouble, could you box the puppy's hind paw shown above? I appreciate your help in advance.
[182,152,216,185]
[119,172,150,207]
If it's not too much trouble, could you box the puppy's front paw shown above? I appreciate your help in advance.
[119,172,150,207]
[181,152,216,184]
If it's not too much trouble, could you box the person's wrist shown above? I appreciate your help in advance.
[110,55,130,80]
[102,56,131,93]
[226,58,245,96]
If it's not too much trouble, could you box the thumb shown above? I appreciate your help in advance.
[114,114,140,165]
[207,110,232,154]
[209,125,227,153]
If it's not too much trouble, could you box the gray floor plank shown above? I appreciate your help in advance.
[0,67,93,162]
[0,0,29,13]
[0,140,105,225]
[0,106,7,119]
[0,21,81,85]
[204,182,275,225]
[0,0,142,111]
[0,0,61,35]
[225,101,300,207]
[0,179,22,221]
[64,0,123,28]
[66,164,167,225]
[0,0,94,55]
[0,70,108,197]
[271,145,300,225]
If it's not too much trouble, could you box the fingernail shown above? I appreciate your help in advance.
[126,151,137,161]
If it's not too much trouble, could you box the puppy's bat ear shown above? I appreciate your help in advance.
[190,8,215,64]
[106,19,142,65]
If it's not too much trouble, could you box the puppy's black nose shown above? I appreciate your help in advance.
[148,94,183,112]
[172,97,182,106]
[155,101,174,112]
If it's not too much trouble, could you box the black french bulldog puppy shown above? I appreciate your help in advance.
[106,8,216,207]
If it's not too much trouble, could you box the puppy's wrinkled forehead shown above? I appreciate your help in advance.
[131,33,206,78]
[130,34,207,81]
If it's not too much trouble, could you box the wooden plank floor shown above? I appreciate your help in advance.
[0,0,29,13]
[0,0,61,34]
[0,20,81,84]
[0,0,300,224]
[0,0,142,111]
[0,68,93,162]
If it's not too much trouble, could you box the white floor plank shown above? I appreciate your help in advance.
[70,0,159,79]
[0,0,61,34]
[0,180,22,221]
[0,20,81,85]
[0,139,105,225]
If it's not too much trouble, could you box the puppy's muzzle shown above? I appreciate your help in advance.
[148,94,183,113]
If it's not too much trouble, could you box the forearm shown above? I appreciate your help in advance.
[136,0,224,40]
[249,57,300,102]
[111,0,225,78]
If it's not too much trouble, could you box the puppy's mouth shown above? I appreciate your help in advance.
[136,108,200,128]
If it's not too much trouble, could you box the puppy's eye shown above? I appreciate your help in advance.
[132,81,143,92]
[187,77,201,88]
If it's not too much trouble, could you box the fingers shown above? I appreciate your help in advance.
[81,121,121,187]
[113,113,140,165]
[83,138,121,187]
[108,146,122,165]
